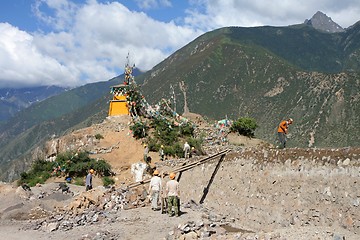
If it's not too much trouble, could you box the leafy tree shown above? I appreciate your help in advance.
[230,117,258,137]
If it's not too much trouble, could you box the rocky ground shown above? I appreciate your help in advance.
[1,115,359,240]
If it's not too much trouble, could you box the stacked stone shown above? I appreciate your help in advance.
[29,186,150,232]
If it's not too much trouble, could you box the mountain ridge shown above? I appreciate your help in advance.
[304,11,344,33]
[0,86,66,124]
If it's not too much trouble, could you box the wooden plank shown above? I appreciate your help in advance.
[199,153,226,204]
[126,149,230,189]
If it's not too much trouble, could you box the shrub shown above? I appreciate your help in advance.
[164,143,184,158]
[93,160,113,176]
[230,117,258,137]
[18,159,55,186]
[186,137,203,151]
[180,123,194,136]
[151,118,179,146]
[146,137,158,151]
[74,177,84,186]
[130,121,149,139]
[18,151,113,186]
[94,133,104,140]
[102,176,115,186]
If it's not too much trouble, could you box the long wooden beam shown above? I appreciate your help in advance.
[126,149,230,189]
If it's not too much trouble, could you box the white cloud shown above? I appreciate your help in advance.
[186,0,360,29]
[32,0,78,31]
[0,0,202,88]
[134,0,172,9]
[0,23,75,88]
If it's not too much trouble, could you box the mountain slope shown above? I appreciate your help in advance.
[139,26,360,148]
[0,86,66,124]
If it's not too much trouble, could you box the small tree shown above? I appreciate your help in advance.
[230,117,258,137]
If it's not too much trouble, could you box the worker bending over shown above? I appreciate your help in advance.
[277,118,293,149]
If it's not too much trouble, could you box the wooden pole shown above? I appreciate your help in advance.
[126,149,230,189]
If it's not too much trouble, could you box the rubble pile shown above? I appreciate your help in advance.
[168,200,287,240]
[28,186,150,232]
[79,230,119,240]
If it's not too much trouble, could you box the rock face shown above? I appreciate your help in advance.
[177,146,360,239]
[304,11,345,33]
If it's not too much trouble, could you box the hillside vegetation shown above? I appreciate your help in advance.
[139,25,360,148]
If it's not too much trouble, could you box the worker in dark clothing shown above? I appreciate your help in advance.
[86,169,94,191]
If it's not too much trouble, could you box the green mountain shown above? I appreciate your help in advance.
[0,86,66,124]
[139,23,360,148]
[1,21,359,181]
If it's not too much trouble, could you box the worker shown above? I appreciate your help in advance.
[58,182,70,194]
[159,145,165,161]
[190,147,198,157]
[85,169,94,191]
[148,170,162,211]
[166,172,180,217]
[277,118,293,149]
[143,144,149,163]
[183,142,190,159]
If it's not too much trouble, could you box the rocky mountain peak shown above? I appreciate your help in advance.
[304,11,344,33]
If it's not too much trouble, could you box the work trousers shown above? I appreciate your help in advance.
[184,150,190,159]
[278,132,287,148]
[151,190,159,209]
[167,196,179,216]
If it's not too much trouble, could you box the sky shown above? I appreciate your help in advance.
[0,0,359,88]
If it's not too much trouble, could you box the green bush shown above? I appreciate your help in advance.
[93,160,113,176]
[18,159,55,186]
[130,121,149,139]
[146,137,158,151]
[186,137,203,151]
[74,177,85,186]
[102,176,115,186]
[230,117,258,137]
[94,133,104,140]
[180,123,194,136]
[141,116,196,158]
[164,143,184,158]
[151,118,179,146]
[18,151,113,186]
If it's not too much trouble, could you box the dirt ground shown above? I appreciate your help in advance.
[1,115,359,239]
